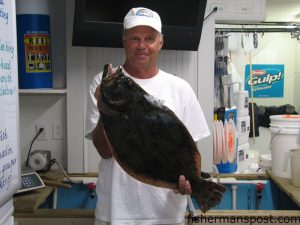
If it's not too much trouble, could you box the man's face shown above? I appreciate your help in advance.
[123,26,163,70]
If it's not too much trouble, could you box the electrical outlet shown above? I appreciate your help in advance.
[52,122,63,140]
[35,123,48,141]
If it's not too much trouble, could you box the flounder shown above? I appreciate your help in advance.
[99,64,226,212]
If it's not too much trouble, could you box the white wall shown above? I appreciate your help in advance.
[66,0,87,173]
[19,95,67,168]
[197,16,216,172]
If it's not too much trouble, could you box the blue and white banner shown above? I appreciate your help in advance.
[245,64,284,98]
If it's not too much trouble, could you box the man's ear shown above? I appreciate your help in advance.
[159,37,164,50]
[122,32,126,47]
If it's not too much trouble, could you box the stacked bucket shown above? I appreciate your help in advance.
[269,115,300,184]
[233,90,251,173]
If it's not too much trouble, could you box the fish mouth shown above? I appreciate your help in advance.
[99,66,131,114]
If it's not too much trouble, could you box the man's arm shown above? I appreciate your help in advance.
[92,120,113,159]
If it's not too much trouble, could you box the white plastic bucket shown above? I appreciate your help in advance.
[269,115,300,178]
[290,149,300,187]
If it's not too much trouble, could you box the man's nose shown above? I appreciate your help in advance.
[137,39,146,48]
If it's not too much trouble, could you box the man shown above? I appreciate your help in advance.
[85,7,210,225]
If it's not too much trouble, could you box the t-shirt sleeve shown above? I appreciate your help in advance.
[85,74,101,139]
[182,84,210,142]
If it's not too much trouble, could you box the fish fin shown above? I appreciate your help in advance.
[192,178,226,213]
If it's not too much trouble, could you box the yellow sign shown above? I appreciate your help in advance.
[24,34,51,73]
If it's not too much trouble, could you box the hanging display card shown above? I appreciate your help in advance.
[245,64,284,98]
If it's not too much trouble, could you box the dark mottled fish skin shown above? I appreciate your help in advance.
[99,64,226,212]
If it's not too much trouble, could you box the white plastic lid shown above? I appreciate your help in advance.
[260,154,272,162]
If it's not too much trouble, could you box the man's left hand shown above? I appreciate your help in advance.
[174,175,192,195]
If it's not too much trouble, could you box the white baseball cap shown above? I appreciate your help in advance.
[123,7,162,33]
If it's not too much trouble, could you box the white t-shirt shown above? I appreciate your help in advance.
[85,67,210,225]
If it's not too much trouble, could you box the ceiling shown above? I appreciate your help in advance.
[266,0,300,22]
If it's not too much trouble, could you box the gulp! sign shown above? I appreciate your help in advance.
[245,64,284,98]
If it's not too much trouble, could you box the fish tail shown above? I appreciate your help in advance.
[191,178,226,213]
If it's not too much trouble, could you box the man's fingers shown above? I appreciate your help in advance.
[185,180,192,195]
[108,64,113,76]
[175,175,192,195]
[108,64,116,76]
[94,86,100,99]
[179,175,186,195]
[94,63,115,104]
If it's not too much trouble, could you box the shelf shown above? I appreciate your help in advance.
[19,88,67,95]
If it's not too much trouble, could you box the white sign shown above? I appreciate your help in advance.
[0,0,20,205]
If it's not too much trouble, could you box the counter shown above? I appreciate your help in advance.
[13,171,65,213]
[14,209,300,225]
[13,170,97,213]
[213,171,300,208]
[267,171,300,207]
[14,209,94,225]
[13,171,300,224]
